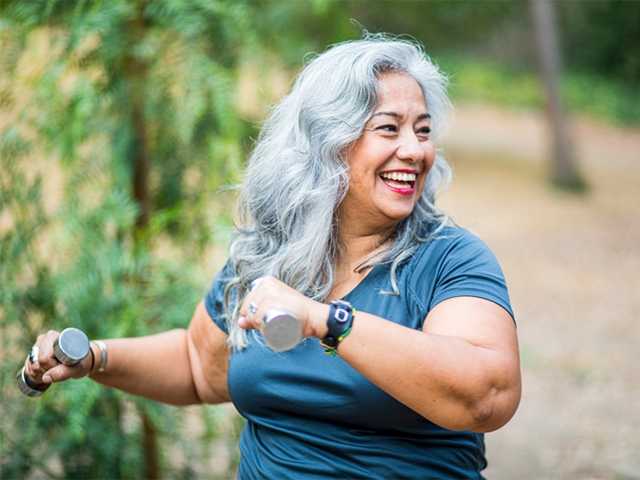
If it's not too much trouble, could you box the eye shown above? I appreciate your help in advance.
[376,124,398,133]
[416,126,431,139]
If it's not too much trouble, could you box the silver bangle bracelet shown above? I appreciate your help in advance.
[92,340,108,373]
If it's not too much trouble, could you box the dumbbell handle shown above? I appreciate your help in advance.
[17,327,90,397]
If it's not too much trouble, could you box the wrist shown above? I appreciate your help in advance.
[86,343,98,376]
[320,300,355,355]
[89,340,108,376]
[309,302,330,339]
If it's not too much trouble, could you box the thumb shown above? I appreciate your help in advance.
[42,364,76,384]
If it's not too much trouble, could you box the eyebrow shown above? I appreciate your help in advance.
[370,111,431,122]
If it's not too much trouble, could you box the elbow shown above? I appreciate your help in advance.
[468,381,521,433]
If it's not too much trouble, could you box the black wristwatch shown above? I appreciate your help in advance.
[320,300,355,352]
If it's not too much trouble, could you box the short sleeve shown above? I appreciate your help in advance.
[203,261,235,335]
[430,230,514,321]
[408,228,514,323]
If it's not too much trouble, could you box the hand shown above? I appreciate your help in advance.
[23,330,94,385]
[238,276,329,339]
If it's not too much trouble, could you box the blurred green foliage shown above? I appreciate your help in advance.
[281,0,640,124]
[558,0,640,89]
[1,0,637,478]
[328,0,640,88]
[0,0,323,478]
[442,56,640,125]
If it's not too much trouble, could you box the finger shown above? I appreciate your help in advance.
[31,335,45,372]
[240,285,263,318]
[28,344,41,371]
[37,330,61,371]
[249,297,275,331]
[239,299,262,330]
[24,356,44,383]
[238,297,264,330]
[247,297,270,330]
[241,277,282,330]
[42,364,77,384]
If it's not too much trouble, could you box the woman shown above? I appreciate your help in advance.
[24,36,521,479]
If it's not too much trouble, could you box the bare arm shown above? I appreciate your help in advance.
[238,277,521,433]
[30,301,230,406]
[331,296,521,432]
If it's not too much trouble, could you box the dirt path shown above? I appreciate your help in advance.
[441,104,640,479]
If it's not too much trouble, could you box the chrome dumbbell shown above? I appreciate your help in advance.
[249,278,303,352]
[17,327,90,397]
[262,309,303,352]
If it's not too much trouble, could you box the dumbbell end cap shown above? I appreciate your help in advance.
[55,327,90,365]
[16,367,49,397]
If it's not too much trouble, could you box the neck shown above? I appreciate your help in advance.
[337,224,396,273]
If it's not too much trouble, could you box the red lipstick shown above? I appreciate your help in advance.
[383,183,415,196]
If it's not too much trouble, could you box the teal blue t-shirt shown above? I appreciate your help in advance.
[204,226,514,479]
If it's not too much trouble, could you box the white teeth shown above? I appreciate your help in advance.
[380,172,417,182]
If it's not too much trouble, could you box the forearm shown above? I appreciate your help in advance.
[331,312,520,432]
[89,329,201,406]
[237,277,520,431]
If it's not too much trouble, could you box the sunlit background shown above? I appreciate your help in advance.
[1,1,638,479]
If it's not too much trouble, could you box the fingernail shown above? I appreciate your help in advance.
[42,374,52,384]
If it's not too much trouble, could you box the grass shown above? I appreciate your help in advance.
[439,55,640,127]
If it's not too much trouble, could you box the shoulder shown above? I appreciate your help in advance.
[410,224,495,273]
[404,223,513,320]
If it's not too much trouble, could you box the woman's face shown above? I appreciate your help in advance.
[341,72,436,232]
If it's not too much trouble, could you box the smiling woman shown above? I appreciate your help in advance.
[343,72,435,226]
[23,35,521,479]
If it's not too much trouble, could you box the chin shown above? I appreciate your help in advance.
[381,205,416,223]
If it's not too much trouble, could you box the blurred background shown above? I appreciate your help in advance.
[1,1,638,479]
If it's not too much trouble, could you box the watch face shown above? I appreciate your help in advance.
[335,307,349,323]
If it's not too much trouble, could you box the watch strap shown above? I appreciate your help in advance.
[320,300,355,354]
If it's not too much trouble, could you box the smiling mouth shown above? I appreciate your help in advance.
[379,171,417,194]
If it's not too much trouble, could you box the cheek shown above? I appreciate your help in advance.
[347,161,378,190]
[418,144,437,193]
[424,142,436,166]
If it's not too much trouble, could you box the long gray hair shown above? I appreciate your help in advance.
[224,35,453,349]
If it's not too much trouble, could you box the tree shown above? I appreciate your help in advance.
[0,1,317,477]
[530,0,586,191]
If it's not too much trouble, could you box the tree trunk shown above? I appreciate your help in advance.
[128,2,151,233]
[529,0,587,191]
[142,411,160,480]
[132,102,150,231]
[125,1,160,478]
[130,84,158,479]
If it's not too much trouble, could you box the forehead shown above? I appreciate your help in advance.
[374,72,427,113]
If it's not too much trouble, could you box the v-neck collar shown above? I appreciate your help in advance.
[339,262,384,301]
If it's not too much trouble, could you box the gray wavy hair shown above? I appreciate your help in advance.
[224,35,453,349]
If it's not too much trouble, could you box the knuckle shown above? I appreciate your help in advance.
[41,356,57,369]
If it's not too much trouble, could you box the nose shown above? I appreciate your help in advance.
[395,134,425,164]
